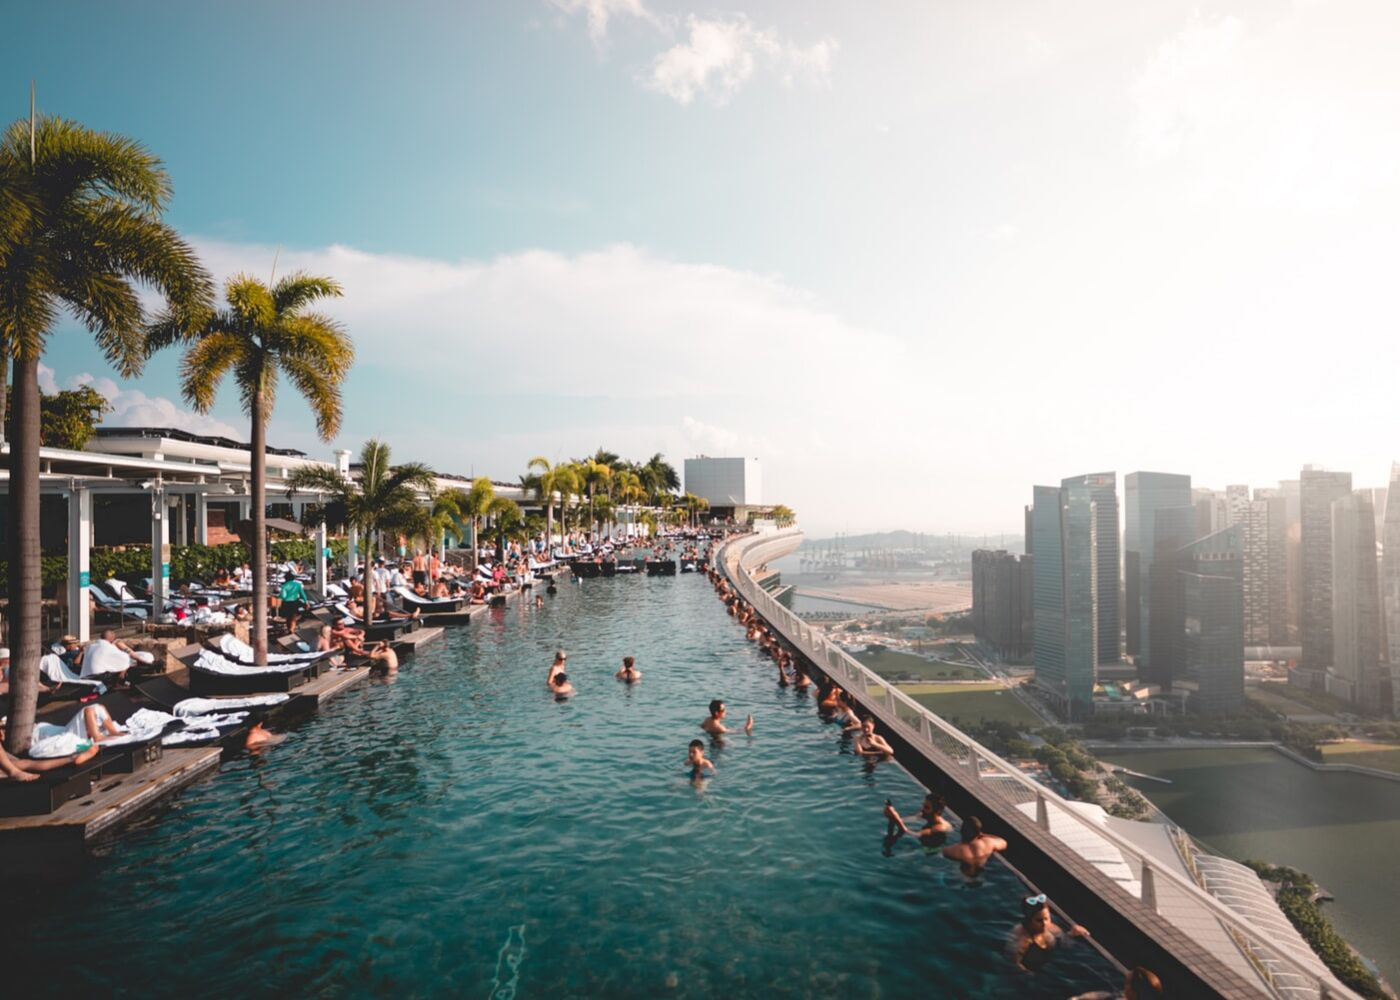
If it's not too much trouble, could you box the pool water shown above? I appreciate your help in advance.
[11,575,1119,998]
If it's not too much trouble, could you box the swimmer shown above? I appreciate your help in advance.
[615,655,641,683]
[853,717,894,758]
[941,815,1007,878]
[1071,966,1163,1000]
[244,721,285,751]
[686,739,715,778]
[700,699,753,735]
[791,663,814,690]
[547,651,574,697]
[884,792,953,844]
[775,659,790,687]
[1010,894,1089,973]
[534,595,544,608]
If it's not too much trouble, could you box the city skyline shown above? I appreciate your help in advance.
[6,1,1400,537]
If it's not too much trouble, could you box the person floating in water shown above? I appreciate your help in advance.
[884,792,953,845]
[701,699,752,735]
[686,739,715,778]
[1010,894,1090,973]
[547,650,574,697]
[615,656,641,683]
[853,717,894,759]
[941,815,1007,877]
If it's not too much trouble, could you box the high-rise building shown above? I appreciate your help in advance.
[1179,526,1245,714]
[1382,463,1400,670]
[1332,491,1384,710]
[1124,472,1192,664]
[1062,472,1119,664]
[1032,484,1098,718]
[1225,486,1273,646]
[972,550,1033,661]
[1193,488,1228,539]
[1280,479,1302,642]
[1299,468,1353,688]
[1144,505,1199,688]
[1253,487,1290,645]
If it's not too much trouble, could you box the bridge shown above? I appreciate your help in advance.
[719,528,1358,1000]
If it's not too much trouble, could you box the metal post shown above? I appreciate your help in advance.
[967,749,981,783]
[1036,793,1050,830]
[345,525,359,580]
[151,489,170,618]
[315,521,328,594]
[1140,861,1157,912]
[67,487,91,641]
[175,494,188,546]
[194,492,209,545]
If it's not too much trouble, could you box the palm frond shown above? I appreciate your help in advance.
[273,271,342,312]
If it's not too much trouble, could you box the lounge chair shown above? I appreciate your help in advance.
[214,632,327,670]
[185,648,317,696]
[393,586,465,613]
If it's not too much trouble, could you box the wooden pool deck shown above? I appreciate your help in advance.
[300,665,372,703]
[0,747,221,877]
[395,625,444,652]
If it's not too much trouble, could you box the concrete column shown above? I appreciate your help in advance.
[67,488,92,642]
[345,525,359,580]
[175,494,189,546]
[315,521,328,593]
[238,497,251,522]
[194,493,210,545]
[151,492,170,615]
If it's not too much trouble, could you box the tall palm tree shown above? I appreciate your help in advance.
[614,469,643,540]
[170,272,353,662]
[0,115,212,752]
[421,487,468,559]
[287,439,435,630]
[581,458,613,536]
[462,476,495,570]
[527,457,576,550]
[640,452,679,505]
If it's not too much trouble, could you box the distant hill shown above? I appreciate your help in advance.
[800,529,1025,553]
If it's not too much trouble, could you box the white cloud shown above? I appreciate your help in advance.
[63,372,245,440]
[550,0,657,48]
[648,15,837,105]
[680,415,772,457]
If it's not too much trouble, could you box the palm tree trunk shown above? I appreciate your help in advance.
[250,390,269,663]
[0,361,9,444]
[362,525,375,634]
[3,356,42,753]
[470,518,479,572]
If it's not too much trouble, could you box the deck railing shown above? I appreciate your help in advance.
[719,529,1354,1000]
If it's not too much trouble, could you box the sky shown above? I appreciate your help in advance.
[5,0,1400,538]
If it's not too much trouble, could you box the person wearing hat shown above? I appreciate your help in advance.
[58,635,85,674]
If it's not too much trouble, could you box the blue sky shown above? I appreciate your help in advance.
[7,1,1400,536]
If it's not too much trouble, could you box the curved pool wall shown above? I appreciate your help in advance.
[10,539,1122,999]
[720,529,1352,1000]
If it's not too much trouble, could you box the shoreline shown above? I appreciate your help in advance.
[1084,740,1400,785]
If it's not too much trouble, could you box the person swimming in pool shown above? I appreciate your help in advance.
[941,815,1007,878]
[686,739,715,778]
[853,717,894,758]
[547,650,574,697]
[1010,894,1089,973]
[884,792,953,845]
[615,656,641,683]
[700,699,752,735]
[791,662,814,690]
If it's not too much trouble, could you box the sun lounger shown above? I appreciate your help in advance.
[187,649,317,696]
[393,586,465,613]
[215,632,327,668]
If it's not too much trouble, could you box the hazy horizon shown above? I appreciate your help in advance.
[8,0,1400,539]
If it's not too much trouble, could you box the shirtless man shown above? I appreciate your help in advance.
[700,699,753,735]
[686,739,715,778]
[941,815,1007,878]
[547,650,574,697]
[853,717,895,758]
[884,792,954,844]
[615,656,641,683]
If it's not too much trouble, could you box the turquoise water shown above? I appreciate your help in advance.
[13,576,1118,998]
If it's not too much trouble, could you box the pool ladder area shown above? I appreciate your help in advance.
[720,529,1357,1000]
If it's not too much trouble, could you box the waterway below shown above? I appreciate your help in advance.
[1101,747,1400,988]
[9,574,1117,998]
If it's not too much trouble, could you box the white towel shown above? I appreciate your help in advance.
[39,653,107,693]
[218,633,325,664]
[193,650,311,676]
[82,639,134,678]
[173,694,290,716]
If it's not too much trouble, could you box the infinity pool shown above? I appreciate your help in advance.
[12,575,1119,998]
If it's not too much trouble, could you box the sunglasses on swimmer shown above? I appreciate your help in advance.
[1023,894,1048,907]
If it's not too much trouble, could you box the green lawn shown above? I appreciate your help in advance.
[901,682,1043,728]
[1247,685,1339,722]
[854,648,983,682]
[1320,741,1400,776]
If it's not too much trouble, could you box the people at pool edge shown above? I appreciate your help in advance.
[884,792,954,845]
[1069,965,1163,1000]
[1010,893,1090,973]
[615,656,641,683]
[686,739,715,778]
[853,716,894,758]
[547,650,574,697]
[701,699,753,735]
[0,716,100,780]
[941,814,1008,877]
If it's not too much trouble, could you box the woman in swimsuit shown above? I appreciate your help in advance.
[1010,894,1089,973]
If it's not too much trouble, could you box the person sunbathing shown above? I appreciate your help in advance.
[431,580,451,598]
[469,580,489,605]
[0,721,99,781]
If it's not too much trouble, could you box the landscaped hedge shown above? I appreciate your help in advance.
[0,539,351,596]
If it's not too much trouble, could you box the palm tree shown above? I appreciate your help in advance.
[640,452,680,504]
[0,115,212,752]
[770,504,796,527]
[581,458,613,536]
[485,495,524,560]
[462,476,495,570]
[614,469,643,540]
[171,272,353,662]
[287,439,435,630]
[420,487,468,559]
[527,457,576,549]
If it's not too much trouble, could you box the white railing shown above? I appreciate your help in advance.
[719,529,1353,1000]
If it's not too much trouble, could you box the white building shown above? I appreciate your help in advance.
[683,456,762,520]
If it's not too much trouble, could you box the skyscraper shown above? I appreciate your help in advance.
[1125,471,1192,665]
[1032,484,1097,719]
[1333,491,1383,710]
[1382,463,1400,669]
[1225,486,1273,647]
[1299,468,1353,688]
[1280,479,1302,642]
[1062,472,1119,664]
[1179,525,1245,715]
[972,549,1033,661]
[1144,504,1199,688]
[1253,486,1290,645]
